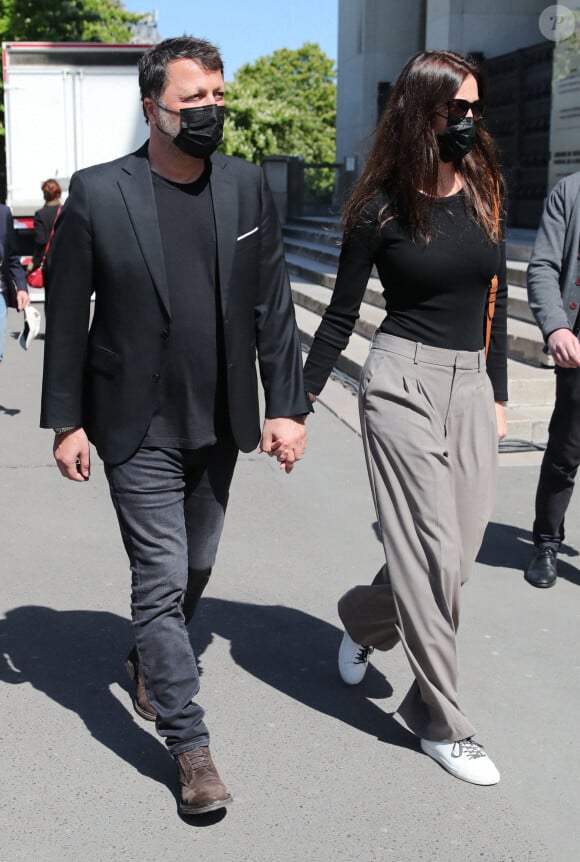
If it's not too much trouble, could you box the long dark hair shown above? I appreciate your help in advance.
[343,50,503,243]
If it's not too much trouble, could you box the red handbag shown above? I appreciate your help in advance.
[26,266,44,288]
[26,205,62,289]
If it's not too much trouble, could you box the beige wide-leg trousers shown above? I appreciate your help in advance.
[339,333,498,742]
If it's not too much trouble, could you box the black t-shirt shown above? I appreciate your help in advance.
[142,164,228,449]
[303,190,508,400]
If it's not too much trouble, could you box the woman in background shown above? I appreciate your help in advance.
[28,178,62,274]
[0,203,29,362]
[303,50,507,785]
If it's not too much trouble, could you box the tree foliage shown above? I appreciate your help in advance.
[0,0,140,44]
[222,43,336,165]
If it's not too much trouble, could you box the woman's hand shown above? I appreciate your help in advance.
[495,401,507,441]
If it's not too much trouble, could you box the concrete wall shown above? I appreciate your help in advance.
[425,0,549,55]
[337,0,554,169]
[336,0,424,167]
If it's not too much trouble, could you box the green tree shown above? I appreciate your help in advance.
[0,0,140,43]
[222,42,336,166]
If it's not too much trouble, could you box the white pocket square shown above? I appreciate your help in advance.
[236,226,259,242]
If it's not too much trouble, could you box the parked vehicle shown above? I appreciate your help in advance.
[2,41,151,300]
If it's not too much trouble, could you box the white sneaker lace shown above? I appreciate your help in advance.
[451,738,487,760]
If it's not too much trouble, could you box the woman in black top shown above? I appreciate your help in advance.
[303,51,506,785]
[29,178,62,272]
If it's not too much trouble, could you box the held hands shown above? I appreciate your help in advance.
[259,415,307,474]
[53,427,90,482]
[547,328,580,368]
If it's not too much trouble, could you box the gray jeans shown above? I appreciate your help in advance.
[105,439,238,755]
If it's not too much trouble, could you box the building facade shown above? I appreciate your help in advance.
[337,0,578,226]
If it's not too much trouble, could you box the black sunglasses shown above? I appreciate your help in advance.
[444,98,486,123]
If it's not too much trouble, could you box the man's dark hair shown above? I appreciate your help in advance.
[138,36,224,120]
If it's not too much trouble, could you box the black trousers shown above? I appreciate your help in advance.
[533,367,580,550]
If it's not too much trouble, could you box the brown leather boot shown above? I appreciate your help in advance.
[125,647,157,721]
[175,746,232,815]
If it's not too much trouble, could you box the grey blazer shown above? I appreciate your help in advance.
[527,170,580,340]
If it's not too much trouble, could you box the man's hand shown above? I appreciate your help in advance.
[53,427,90,481]
[259,416,307,474]
[16,289,30,311]
[495,401,507,441]
[547,328,580,367]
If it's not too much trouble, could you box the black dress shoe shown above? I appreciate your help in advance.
[525,548,558,588]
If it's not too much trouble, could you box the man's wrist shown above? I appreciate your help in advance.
[53,426,79,435]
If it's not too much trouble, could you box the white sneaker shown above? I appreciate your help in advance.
[420,737,500,785]
[338,631,374,685]
[19,305,41,350]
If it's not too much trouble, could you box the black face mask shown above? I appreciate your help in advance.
[156,102,225,159]
[436,117,476,163]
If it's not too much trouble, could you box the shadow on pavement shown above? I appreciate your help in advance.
[477,521,580,586]
[0,606,174,788]
[0,404,21,416]
[0,601,415,794]
[192,598,415,750]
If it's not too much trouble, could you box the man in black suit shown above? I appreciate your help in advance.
[40,36,310,815]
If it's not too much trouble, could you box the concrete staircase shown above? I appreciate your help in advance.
[285,218,554,445]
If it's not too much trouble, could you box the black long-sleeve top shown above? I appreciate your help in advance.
[303,190,508,402]
[32,204,60,270]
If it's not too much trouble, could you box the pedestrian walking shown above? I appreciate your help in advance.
[303,50,507,785]
[41,36,310,815]
[525,170,580,588]
[0,203,29,362]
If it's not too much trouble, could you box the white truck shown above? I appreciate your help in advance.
[2,41,151,297]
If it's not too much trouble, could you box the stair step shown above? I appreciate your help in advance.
[508,283,534,323]
[284,236,340,269]
[506,358,555,405]
[292,279,384,340]
[507,318,551,366]
[506,260,528,288]
[501,405,552,445]
[506,227,537,262]
[295,302,371,383]
[285,252,336,289]
[283,222,342,246]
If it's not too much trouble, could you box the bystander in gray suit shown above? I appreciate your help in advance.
[526,170,580,588]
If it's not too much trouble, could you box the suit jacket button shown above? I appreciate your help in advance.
[152,372,160,383]
[161,328,170,339]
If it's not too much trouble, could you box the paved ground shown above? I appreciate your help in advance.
[1,308,579,862]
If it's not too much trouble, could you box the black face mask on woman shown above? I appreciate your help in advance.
[155,102,225,159]
[436,117,476,163]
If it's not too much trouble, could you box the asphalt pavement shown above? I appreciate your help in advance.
[1,307,579,862]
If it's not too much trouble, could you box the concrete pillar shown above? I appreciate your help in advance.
[336,0,425,170]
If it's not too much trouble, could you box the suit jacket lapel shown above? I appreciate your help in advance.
[210,153,238,316]
[117,148,171,318]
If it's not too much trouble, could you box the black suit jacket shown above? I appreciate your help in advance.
[40,146,310,464]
